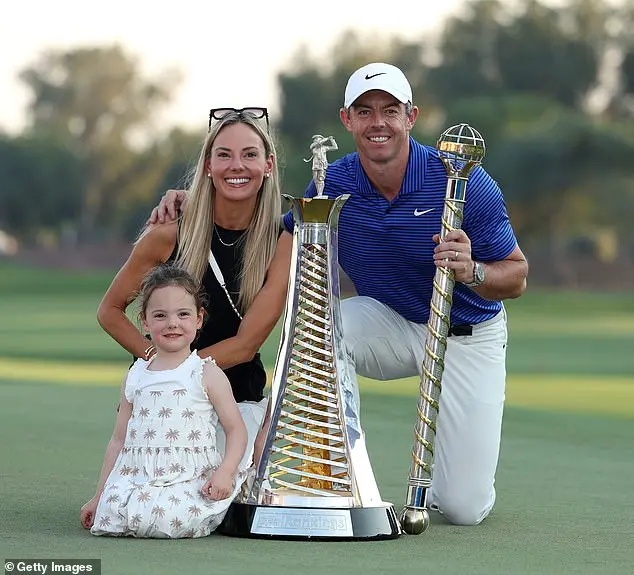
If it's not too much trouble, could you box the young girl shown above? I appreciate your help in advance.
[80,264,247,538]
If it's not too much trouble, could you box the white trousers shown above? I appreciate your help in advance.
[215,398,268,471]
[341,296,508,525]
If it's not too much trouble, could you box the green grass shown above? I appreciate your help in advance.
[1,381,633,575]
[2,356,633,418]
[360,373,634,418]
[2,265,634,375]
[0,261,115,294]
[505,291,634,375]
[1,263,633,574]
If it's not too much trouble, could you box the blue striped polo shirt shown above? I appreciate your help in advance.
[283,137,518,325]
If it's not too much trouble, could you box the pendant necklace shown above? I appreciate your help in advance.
[214,224,245,247]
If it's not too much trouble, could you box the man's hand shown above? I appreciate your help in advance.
[432,229,475,284]
[146,189,187,225]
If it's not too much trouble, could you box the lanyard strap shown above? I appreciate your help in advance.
[208,251,243,320]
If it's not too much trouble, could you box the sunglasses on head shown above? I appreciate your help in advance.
[208,107,270,131]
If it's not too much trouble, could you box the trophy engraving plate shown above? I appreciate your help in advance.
[251,508,353,537]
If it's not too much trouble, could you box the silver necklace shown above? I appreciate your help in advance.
[214,224,245,247]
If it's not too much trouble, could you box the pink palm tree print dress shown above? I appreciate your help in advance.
[91,351,247,538]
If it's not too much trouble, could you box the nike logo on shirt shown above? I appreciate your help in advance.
[414,208,434,217]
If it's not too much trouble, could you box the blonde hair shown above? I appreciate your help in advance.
[173,113,281,313]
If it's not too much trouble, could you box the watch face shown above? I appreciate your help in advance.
[475,262,485,283]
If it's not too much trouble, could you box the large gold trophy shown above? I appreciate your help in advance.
[400,124,486,534]
[219,135,401,540]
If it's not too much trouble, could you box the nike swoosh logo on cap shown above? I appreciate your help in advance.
[414,208,434,217]
[365,72,387,80]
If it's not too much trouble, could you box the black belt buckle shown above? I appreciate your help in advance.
[449,324,473,337]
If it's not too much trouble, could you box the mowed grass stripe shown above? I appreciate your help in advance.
[359,374,634,418]
[509,314,634,335]
[2,356,633,418]
[0,357,128,385]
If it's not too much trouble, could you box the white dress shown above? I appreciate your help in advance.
[91,351,250,538]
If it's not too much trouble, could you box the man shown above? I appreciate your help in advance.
[152,63,528,525]
[305,62,527,526]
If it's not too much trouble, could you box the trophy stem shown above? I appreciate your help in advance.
[400,179,465,535]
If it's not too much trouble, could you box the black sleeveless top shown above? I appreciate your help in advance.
[169,225,266,403]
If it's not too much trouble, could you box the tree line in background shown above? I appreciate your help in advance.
[2,0,634,284]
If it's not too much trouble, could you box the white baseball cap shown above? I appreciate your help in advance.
[344,63,413,109]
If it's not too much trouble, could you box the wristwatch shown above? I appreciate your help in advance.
[464,261,485,287]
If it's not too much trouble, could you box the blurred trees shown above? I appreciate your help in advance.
[274,0,634,282]
[2,0,634,284]
[429,0,600,110]
[1,44,196,244]
[0,134,83,240]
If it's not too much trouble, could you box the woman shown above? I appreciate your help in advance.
[97,107,292,465]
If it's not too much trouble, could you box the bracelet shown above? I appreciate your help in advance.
[143,345,157,361]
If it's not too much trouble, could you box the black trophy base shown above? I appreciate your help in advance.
[217,502,402,541]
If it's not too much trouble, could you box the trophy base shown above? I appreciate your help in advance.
[218,502,402,540]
